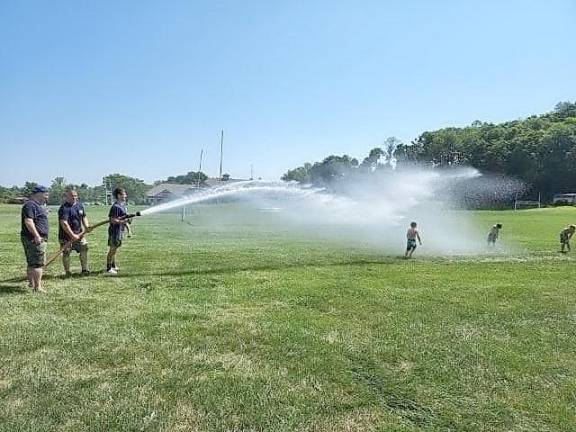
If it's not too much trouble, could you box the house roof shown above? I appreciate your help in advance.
[146,183,198,197]
[147,179,250,197]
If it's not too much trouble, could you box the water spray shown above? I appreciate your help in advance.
[44,167,524,268]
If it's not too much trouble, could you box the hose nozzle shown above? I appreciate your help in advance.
[122,212,141,219]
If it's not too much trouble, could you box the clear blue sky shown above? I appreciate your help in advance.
[1,0,575,187]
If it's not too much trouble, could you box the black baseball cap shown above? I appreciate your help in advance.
[31,185,49,194]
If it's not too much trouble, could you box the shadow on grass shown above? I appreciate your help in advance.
[0,258,400,285]
[112,257,400,279]
[0,270,105,284]
[0,284,28,295]
[0,275,27,283]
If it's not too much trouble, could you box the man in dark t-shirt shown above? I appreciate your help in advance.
[21,185,50,293]
[106,187,129,275]
[58,189,91,276]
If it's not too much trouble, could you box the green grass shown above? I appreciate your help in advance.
[1,204,575,431]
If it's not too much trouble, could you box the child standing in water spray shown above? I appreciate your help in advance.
[559,225,576,253]
[106,188,129,275]
[487,223,502,247]
[405,221,422,259]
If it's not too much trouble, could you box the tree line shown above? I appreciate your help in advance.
[281,137,400,188]
[282,102,576,201]
[0,171,215,205]
[3,102,575,204]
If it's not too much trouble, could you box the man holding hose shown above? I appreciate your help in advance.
[58,189,91,276]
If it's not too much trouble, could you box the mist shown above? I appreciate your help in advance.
[141,167,523,256]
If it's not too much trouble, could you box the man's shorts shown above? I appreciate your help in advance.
[108,235,122,248]
[61,237,88,256]
[487,233,497,243]
[560,233,569,244]
[21,235,47,268]
[406,238,417,251]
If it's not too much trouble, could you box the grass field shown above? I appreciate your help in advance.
[1,204,575,431]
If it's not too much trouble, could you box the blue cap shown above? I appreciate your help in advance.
[31,185,49,194]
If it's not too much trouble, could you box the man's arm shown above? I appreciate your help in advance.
[60,219,80,241]
[81,216,91,233]
[416,231,422,245]
[24,218,43,244]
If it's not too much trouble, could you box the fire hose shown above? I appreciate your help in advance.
[43,212,141,268]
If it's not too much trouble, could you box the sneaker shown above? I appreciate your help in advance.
[64,271,72,278]
[81,270,91,276]
[112,265,119,271]
[106,268,118,275]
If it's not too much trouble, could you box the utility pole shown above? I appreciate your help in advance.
[183,148,205,222]
[250,164,254,181]
[219,130,224,181]
[538,192,541,208]
[104,180,112,205]
[197,149,204,189]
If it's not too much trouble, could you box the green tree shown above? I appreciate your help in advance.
[281,163,311,183]
[22,182,39,197]
[397,101,576,199]
[166,171,208,185]
[282,155,359,188]
[360,148,384,172]
[103,174,151,205]
[48,177,67,205]
[282,101,576,201]
[553,101,576,119]
[0,186,16,202]
[308,155,358,186]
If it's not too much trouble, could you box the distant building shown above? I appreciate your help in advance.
[146,184,198,205]
[146,178,248,205]
[7,196,28,204]
[553,193,576,205]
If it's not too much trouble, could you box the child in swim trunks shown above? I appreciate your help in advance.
[405,221,422,259]
[560,225,576,253]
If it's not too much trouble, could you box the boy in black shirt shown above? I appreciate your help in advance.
[106,188,129,275]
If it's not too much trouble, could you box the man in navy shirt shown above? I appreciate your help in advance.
[106,187,129,275]
[58,189,91,276]
[21,185,50,293]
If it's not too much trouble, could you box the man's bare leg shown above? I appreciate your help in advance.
[27,267,35,288]
[107,247,117,270]
[62,252,71,275]
[80,248,89,272]
[32,267,45,293]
